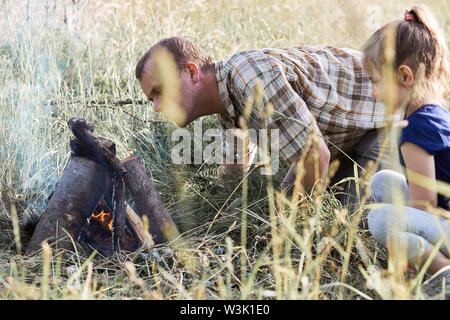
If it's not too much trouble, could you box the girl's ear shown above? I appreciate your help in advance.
[396,65,415,88]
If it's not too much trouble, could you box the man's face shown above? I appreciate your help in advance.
[139,58,198,127]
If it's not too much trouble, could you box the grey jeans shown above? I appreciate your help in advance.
[368,169,450,259]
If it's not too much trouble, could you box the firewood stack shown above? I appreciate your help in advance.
[25,117,180,256]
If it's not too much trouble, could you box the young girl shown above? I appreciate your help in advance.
[361,5,450,298]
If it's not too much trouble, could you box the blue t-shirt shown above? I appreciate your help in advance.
[399,104,450,210]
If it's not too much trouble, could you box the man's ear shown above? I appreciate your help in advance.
[396,65,415,88]
[186,62,200,83]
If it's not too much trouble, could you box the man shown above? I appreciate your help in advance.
[135,37,393,205]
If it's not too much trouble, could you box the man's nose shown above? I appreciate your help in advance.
[153,100,161,112]
[372,87,380,99]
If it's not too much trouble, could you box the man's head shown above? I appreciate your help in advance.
[136,37,214,126]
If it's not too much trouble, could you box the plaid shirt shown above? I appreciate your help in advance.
[215,45,394,165]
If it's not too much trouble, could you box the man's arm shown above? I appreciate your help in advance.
[221,52,329,185]
[281,136,331,194]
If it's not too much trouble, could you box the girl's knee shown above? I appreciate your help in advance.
[368,208,390,245]
[370,170,408,203]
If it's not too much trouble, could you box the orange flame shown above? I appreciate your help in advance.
[91,210,113,231]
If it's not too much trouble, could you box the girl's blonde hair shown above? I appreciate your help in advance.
[362,5,449,106]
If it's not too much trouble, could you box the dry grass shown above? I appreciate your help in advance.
[0,0,448,300]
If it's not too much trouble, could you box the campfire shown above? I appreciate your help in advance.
[90,202,114,231]
[77,200,142,256]
[25,117,181,257]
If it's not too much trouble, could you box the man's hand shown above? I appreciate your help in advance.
[281,137,331,195]
[218,139,258,178]
[218,156,243,179]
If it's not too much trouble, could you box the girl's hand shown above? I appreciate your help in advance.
[401,142,438,210]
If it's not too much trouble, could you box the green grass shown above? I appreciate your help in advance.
[0,0,448,300]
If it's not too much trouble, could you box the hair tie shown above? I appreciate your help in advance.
[404,12,416,22]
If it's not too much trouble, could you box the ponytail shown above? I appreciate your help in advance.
[405,5,450,96]
[362,5,450,104]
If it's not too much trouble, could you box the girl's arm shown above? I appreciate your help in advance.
[400,142,438,210]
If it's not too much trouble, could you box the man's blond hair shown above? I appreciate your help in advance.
[135,37,214,79]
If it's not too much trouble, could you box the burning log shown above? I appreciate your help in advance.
[78,200,143,257]
[68,116,127,253]
[122,155,180,244]
[26,116,178,256]
[26,156,111,254]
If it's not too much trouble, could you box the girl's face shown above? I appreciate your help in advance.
[363,59,410,110]
[363,61,383,100]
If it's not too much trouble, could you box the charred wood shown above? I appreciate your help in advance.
[111,176,126,252]
[26,157,111,254]
[68,117,126,174]
[122,155,180,244]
